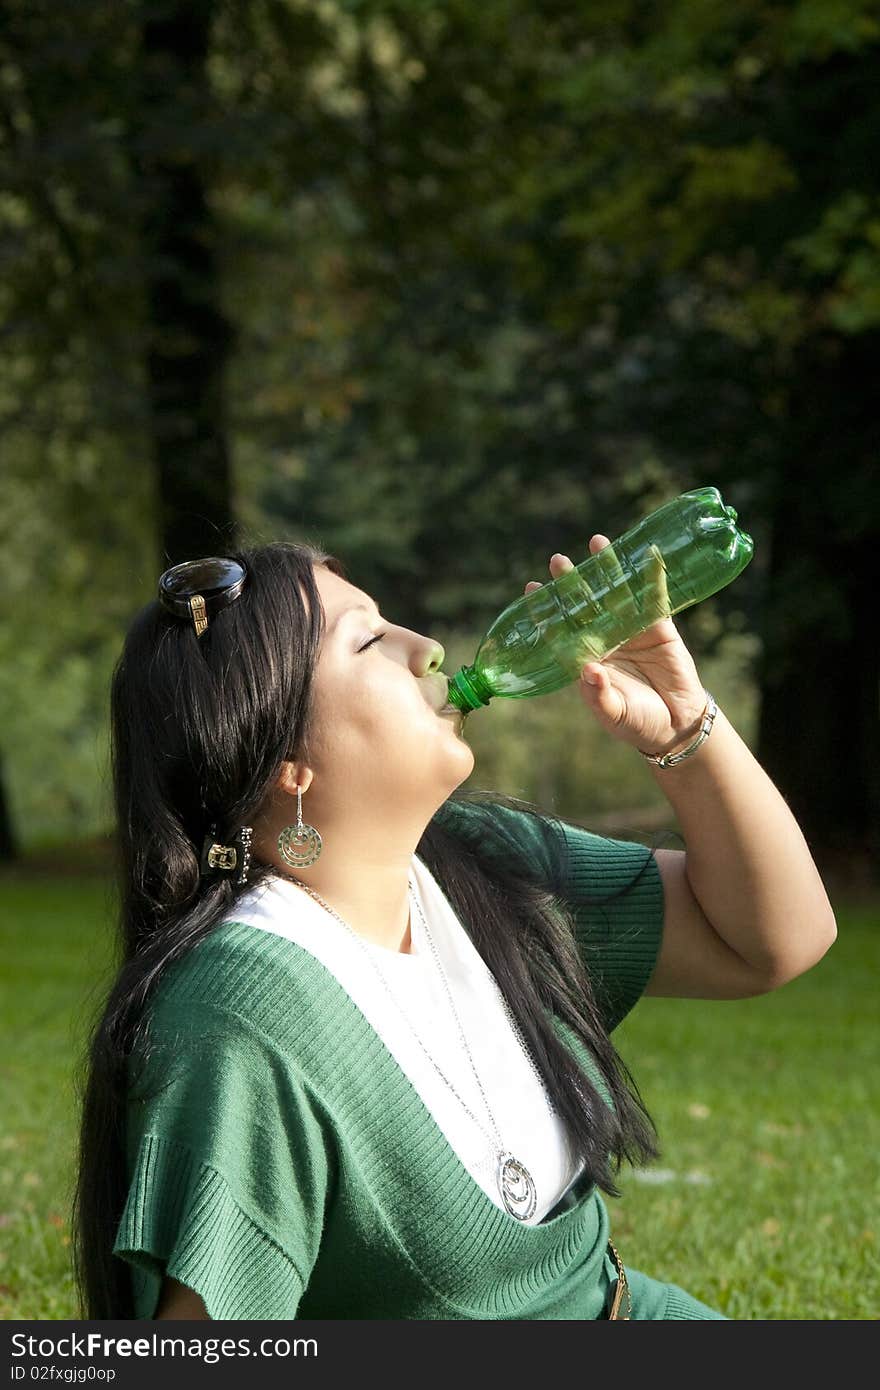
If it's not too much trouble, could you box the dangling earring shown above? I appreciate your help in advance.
[278,784,323,866]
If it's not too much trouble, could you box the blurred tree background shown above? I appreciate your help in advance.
[1,0,878,887]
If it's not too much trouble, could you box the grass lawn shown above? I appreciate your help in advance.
[0,872,877,1320]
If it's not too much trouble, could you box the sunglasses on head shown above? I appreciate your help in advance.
[157,556,248,638]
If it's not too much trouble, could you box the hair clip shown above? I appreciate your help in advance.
[158,557,248,640]
[199,824,253,885]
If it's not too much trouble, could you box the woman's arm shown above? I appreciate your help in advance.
[154,1275,211,1320]
[645,705,836,998]
[525,542,837,1001]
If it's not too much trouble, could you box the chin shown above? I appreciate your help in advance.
[449,744,475,782]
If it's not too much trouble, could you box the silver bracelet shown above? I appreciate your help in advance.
[638,691,718,769]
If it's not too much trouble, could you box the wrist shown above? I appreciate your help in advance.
[638,690,717,769]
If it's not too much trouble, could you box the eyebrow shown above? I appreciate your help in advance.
[329,600,381,634]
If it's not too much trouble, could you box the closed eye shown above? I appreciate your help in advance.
[358,633,385,652]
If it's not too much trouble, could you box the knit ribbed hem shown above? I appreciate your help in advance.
[113,1133,306,1320]
[661,1284,729,1320]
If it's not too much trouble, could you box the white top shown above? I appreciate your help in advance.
[221,852,586,1224]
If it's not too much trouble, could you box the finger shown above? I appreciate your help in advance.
[580,661,625,721]
[645,542,670,619]
[524,580,543,594]
[580,661,613,705]
[588,534,612,553]
[549,552,575,576]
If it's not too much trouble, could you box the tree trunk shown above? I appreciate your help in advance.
[134,0,237,569]
[0,757,19,862]
[756,336,880,888]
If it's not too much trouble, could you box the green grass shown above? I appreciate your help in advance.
[611,903,880,1319]
[0,876,117,1320]
[0,875,877,1320]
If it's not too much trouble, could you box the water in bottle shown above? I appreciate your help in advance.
[443,486,753,714]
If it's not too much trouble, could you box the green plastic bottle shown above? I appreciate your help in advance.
[443,486,753,714]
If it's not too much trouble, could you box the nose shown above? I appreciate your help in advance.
[412,637,444,677]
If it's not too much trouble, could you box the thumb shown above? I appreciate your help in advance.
[580,663,626,725]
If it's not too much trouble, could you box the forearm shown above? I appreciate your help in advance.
[647,704,837,978]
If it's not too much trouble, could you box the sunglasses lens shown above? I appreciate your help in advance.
[159,557,246,601]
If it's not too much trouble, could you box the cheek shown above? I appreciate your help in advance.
[354,686,438,758]
[314,663,436,756]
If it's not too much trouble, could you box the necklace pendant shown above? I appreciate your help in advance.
[497,1151,537,1221]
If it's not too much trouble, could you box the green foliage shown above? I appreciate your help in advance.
[1,0,877,859]
[0,426,155,848]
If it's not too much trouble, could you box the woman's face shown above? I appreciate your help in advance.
[302,565,474,818]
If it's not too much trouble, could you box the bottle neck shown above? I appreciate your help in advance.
[446,665,493,712]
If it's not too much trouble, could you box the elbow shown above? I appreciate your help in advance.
[760,910,839,991]
[807,907,839,968]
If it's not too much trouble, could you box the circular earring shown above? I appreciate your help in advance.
[278,784,323,867]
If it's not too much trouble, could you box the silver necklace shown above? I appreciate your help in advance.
[274,868,547,1221]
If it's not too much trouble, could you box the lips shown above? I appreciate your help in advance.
[426,672,451,713]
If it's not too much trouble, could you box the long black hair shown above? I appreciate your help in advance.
[71,539,660,1319]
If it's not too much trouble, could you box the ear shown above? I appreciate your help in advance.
[275,762,314,797]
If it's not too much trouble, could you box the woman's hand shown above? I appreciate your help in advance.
[524,537,708,758]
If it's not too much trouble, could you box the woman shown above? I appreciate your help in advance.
[72,535,837,1321]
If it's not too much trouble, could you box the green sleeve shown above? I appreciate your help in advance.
[548,815,665,1032]
[435,797,665,1033]
[112,998,330,1320]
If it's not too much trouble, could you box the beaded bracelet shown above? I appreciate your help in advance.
[638,690,718,769]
